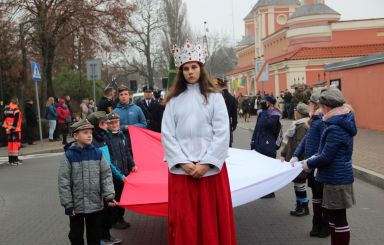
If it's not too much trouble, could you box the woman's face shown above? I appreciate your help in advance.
[182,62,201,84]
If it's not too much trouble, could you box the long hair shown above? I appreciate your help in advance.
[307,103,320,128]
[165,63,218,104]
[46,97,54,107]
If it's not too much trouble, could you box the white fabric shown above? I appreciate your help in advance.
[162,83,230,177]
[226,148,302,207]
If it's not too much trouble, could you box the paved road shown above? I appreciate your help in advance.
[0,128,383,244]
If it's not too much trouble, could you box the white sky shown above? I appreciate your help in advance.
[185,0,384,44]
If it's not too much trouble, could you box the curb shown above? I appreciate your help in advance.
[238,125,384,190]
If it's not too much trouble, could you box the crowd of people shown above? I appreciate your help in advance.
[2,40,356,245]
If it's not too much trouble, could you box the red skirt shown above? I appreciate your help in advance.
[168,164,237,245]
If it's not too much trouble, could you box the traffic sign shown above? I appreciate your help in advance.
[86,59,102,81]
[31,61,42,81]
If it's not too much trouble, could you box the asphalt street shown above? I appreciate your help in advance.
[0,128,383,244]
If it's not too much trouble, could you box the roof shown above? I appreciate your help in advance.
[244,10,254,20]
[268,43,384,64]
[226,65,254,76]
[324,52,384,71]
[237,36,255,47]
[253,0,300,10]
[289,3,339,19]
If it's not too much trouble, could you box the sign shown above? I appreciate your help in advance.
[31,61,42,81]
[330,79,341,90]
[86,59,102,81]
[255,59,268,81]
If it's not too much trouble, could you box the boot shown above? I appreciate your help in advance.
[290,202,300,216]
[310,223,321,237]
[293,202,310,217]
[318,222,331,238]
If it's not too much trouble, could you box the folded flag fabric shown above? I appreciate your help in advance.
[119,126,302,217]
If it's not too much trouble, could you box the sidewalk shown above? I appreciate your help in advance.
[238,115,384,189]
[0,138,68,158]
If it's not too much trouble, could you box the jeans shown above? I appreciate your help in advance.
[48,120,56,140]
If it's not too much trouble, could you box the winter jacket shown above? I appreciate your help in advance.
[58,142,114,214]
[280,120,308,161]
[25,103,37,127]
[97,96,116,113]
[222,89,238,131]
[113,102,147,131]
[92,127,125,181]
[57,99,70,124]
[307,111,357,185]
[294,114,324,159]
[251,108,281,158]
[46,104,57,120]
[106,130,136,176]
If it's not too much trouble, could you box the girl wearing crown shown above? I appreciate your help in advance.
[161,40,237,245]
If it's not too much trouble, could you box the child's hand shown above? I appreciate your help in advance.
[107,200,118,207]
[65,208,75,216]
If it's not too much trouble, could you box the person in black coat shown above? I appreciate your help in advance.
[24,99,37,145]
[97,86,116,113]
[137,86,157,131]
[150,90,165,132]
[216,78,237,147]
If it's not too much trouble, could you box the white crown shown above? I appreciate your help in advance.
[172,40,208,68]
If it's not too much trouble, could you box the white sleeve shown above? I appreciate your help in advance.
[161,100,190,175]
[201,93,230,175]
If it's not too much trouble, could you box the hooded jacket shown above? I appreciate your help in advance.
[294,114,324,159]
[57,99,70,124]
[58,142,114,214]
[307,110,357,185]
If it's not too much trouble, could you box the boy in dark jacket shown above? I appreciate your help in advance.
[58,119,117,245]
[106,112,137,229]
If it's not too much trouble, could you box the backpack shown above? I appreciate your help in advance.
[275,121,283,150]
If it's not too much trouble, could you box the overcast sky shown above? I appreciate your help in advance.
[185,0,384,44]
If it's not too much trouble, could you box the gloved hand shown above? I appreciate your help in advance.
[289,156,298,167]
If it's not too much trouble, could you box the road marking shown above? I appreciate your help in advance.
[0,152,63,164]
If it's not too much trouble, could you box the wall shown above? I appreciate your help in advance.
[327,63,384,131]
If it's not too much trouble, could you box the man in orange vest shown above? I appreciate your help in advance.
[2,97,22,165]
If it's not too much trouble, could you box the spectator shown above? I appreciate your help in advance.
[56,99,71,145]
[25,99,37,145]
[88,99,97,114]
[80,98,90,119]
[97,86,116,113]
[137,86,156,130]
[46,97,57,142]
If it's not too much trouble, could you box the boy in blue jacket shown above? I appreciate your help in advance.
[58,119,117,245]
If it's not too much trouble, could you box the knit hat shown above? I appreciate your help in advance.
[319,88,345,108]
[106,112,120,122]
[87,111,107,126]
[265,96,277,105]
[296,102,310,117]
[70,119,94,136]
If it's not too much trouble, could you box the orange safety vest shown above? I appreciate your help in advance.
[3,102,22,133]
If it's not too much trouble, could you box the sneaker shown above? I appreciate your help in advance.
[108,236,122,244]
[112,220,130,230]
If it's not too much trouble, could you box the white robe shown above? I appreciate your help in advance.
[161,83,229,177]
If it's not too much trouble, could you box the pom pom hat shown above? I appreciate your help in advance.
[172,40,208,68]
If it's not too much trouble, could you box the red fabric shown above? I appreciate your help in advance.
[168,164,237,245]
[118,126,169,216]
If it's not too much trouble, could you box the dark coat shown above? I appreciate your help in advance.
[307,111,357,185]
[137,98,157,130]
[251,108,281,158]
[150,99,165,132]
[97,96,116,113]
[25,103,37,127]
[222,89,237,131]
[294,114,324,159]
[106,130,135,176]
[280,121,308,161]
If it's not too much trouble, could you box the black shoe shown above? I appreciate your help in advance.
[318,223,330,238]
[291,203,310,217]
[310,223,321,237]
[290,202,300,216]
[49,139,54,142]
[112,220,130,230]
[261,192,275,199]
